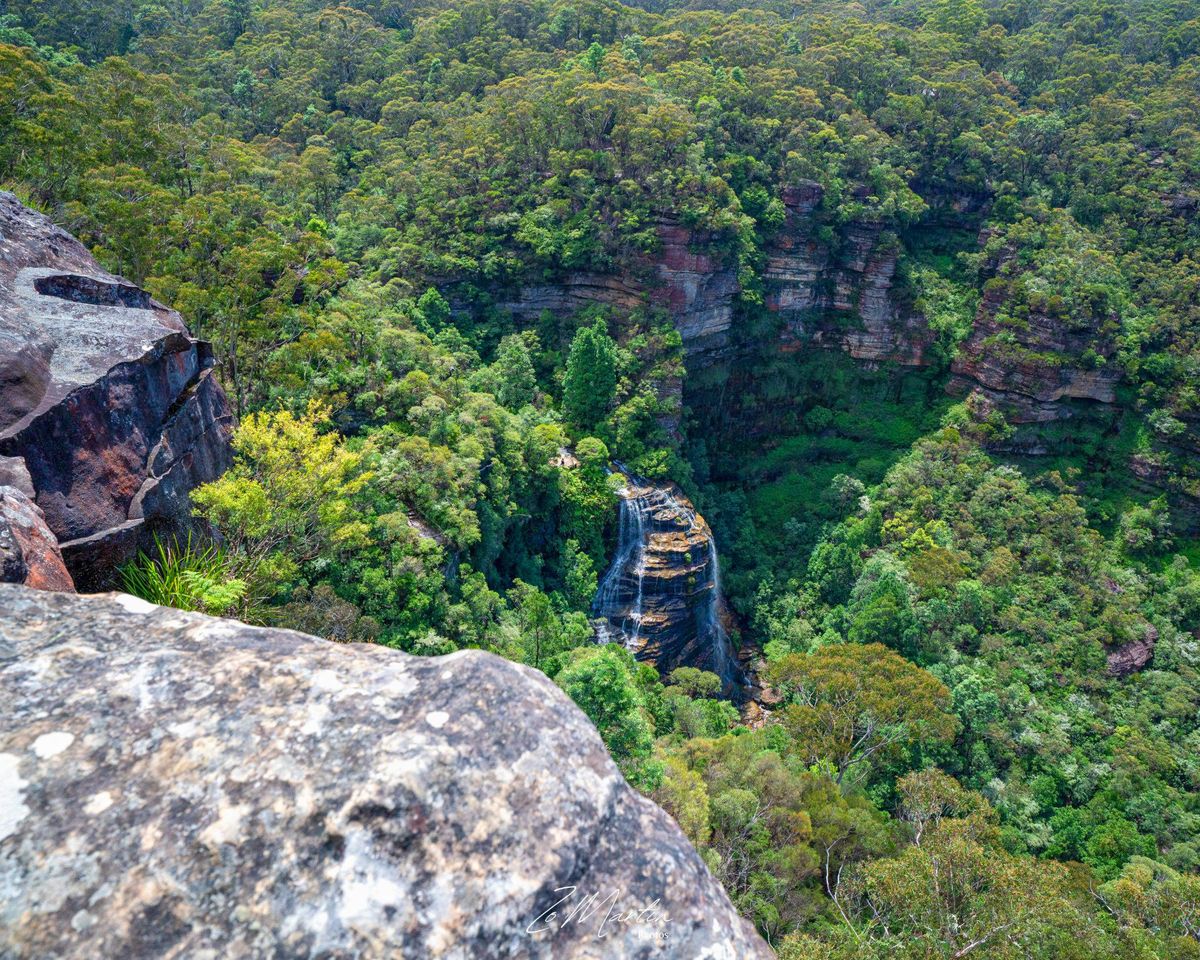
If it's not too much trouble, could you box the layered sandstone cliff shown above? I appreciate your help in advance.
[0,193,234,589]
[766,182,931,366]
[0,583,771,959]
[497,188,924,367]
[500,219,739,358]
[948,276,1122,426]
[593,471,746,695]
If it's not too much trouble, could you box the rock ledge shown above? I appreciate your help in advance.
[0,584,770,959]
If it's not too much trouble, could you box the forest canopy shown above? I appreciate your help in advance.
[4,0,1200,955]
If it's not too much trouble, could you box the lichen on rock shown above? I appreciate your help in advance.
[0,584,770,959]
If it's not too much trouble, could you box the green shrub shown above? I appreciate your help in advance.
[120,534,247,617]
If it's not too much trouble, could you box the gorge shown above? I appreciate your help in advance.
[0,194,769,960]
[5,1,1200,955]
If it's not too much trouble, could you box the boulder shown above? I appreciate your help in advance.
[0,584,771,960]
[0,487,74,592]
[0,192,234,590]
[1107,626,1157,678]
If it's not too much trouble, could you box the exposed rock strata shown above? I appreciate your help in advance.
[0,192,234,589]
[500,220,739,358]
[593,473,746,695]
[947,246,1122,424]
[0,584,770,960]
[499,185,926,368]
[767,182,931,366]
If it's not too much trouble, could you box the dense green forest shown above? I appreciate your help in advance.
[4,0,1200,954]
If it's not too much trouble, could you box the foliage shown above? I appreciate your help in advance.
[562,320,619,432]
[7,0,1200,953]
[766,421,1200,879]
[120,534,247,617]
[556,645,663,790]
[767,643,958,785]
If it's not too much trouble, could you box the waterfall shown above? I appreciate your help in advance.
[592,478,648,647]
[591,464,746,695]
[704,538,736,686]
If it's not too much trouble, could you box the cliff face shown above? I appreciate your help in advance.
[0,193,234,589]
[500,219,739,358]
[0,583,771,959]
[766,182,931,366]
[948,276,1122,428]
[593,472,746,695]
[498,188,923,368]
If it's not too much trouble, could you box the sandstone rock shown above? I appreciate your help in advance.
[0,486,74,592]
[652,220,738,356]
[0,455,34,498]
[497,189,929,373]
[766,185,930,366]
[499,272,645,325]
[0,584,770,960]
[0,192,234,589]
[499,221,739,359]
[1107,626,1157,677]
[947,253,1122,424]
[593,472,747,696]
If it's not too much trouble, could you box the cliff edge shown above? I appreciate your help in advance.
[0,583,771,959]
[0,193,234,590]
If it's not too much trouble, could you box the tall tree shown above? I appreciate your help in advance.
[766,643,958,785]
[562,321,617,432]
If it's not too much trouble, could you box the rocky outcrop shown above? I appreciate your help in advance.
[0,192,234,589]
[1107,626,1157,677]
[0,487,74,592]
[498,191,925,368]
[499,220,740,358]
[947,247,1122,425]
[593,470,746,696]
[0,583,770,959]
[653,221,740,355]
[499,271,645,323]
[767,182,930,366]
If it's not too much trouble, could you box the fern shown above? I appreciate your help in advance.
[119,534,246,616]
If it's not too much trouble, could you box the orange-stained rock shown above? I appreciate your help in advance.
[0,192,234,589]
[593,469,747,697]
[0,484,74,592]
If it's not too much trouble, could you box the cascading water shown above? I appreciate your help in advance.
[704,538,737,687]
[593,479,648,646]
[592,464,746,696]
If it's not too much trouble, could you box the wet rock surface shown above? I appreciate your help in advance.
[0,192,234,589]
[593,471,746,696]
[0,584,770,960]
